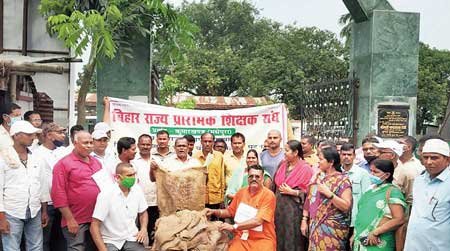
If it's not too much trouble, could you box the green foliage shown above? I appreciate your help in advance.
[175,98,197,109]
[156,0,348,118]
[417,43,450,133]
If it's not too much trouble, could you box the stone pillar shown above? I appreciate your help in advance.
[96,36,151,120]
[346,0,420,144]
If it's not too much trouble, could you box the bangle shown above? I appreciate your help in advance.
[217,209,222,218]
[302,216,309,221]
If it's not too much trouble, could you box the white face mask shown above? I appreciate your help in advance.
[6,115,22,126]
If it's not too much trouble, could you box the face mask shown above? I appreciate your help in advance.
[53,140,65,148]
[369,174,384,185]
[364,155,378,164]
[7,116,21,126]
[120,176,136,189]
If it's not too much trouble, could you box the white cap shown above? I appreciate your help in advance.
[10,121,42,136]
[374,140,403,157]
[94,122,112,133]
[422,139,450,157]
[92,130,108,140]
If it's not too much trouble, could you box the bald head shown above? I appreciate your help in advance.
[73,131,93,158]
[267,129,282,151]
[116,162,134,175]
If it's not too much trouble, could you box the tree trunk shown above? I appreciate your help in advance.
[76,47,97,126]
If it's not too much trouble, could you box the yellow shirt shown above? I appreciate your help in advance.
[223,151,247,185]
[303,149,319,167]
[194,150,225,204]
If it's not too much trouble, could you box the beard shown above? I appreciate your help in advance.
[364,155,378,164]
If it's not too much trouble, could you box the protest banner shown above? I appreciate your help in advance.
[108,97,288,151]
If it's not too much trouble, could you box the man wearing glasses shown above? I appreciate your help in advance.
[206,165,276,251]
[405,139,450,251]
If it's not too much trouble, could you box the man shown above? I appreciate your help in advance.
[64,125,84,155]
[194,133,225,211]
[117,137,137,165]
[224,133,247,184]
[24,111,43,151]
[358,136,380,172]
[183,134,196,156]
[24,111,43,128]
[404,139,450,251]
[300,135,319,167]
[94,122,112,139]
[339,143,370,247]
[34,122,68,251]
[262,139,269,152]
[91,130,117,178]
[0,121,49,250]
[151,137,202,179]
[396,136,425,204]
[207,165,276,251]
[151,130,174,162]
[94,122,115,156]
[131,134,158,246]
[0,103,22,150]
[69,125,84,144]
[260,130,284,177]
[214,138,228,154]
[90,163,148,251]
[417,134,445,163]
[52,131,102,250]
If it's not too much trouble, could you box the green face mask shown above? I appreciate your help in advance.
[120,176,136,189]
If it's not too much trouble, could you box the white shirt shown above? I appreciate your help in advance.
[161,155,202,172]
[0,149,50,219]
[132,156,157,207]
[34,145,68,204]
[92,184,148,249]
[0,125,13,150]
[91,151,117,178]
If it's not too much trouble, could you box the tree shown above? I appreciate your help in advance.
[417,43,450,134]
[157,0,348,117]
[40,0,196,125]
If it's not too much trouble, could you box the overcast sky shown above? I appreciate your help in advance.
[169,0,450,50]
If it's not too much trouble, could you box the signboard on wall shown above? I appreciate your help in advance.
[377,105,409,138]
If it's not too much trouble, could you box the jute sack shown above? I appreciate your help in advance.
[156,166,207,216]
[152,210,228,251]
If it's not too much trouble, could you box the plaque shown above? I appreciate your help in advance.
[377,105,409,138]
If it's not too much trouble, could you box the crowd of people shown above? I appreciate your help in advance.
[0,102,449,251]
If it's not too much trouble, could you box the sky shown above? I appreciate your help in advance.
[169,0,450,50]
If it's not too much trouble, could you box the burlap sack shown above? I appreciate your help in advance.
[153,210,228,251]
[156,166,207,216]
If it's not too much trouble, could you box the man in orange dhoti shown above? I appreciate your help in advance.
[207,165,276,251]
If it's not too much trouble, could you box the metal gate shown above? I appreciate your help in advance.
[300,78,359,145]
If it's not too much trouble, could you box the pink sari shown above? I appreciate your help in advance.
[274,159,313,192]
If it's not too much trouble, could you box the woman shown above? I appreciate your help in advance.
[225,149,272,202]
[353,159,406,251]
[301,147,352,250]
[274,140,314,251]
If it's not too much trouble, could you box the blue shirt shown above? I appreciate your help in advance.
[260,150,285,177]
[404,166,450,251]
[341,164,371,226]
[358,159,371,173]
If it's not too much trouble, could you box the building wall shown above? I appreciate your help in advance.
[2,0,71,126]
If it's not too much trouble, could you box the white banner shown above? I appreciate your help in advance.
[109,97,288,151]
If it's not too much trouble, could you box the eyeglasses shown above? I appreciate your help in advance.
[248,175,261,180]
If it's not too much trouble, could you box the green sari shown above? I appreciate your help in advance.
[353,183,406,251]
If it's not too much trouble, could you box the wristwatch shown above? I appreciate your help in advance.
[233,224,238,230]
